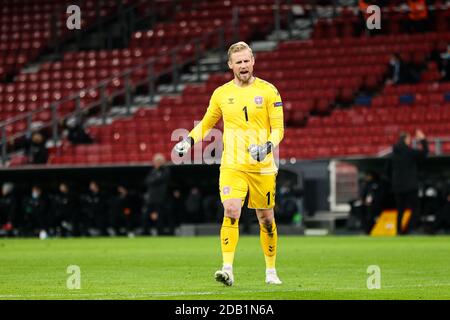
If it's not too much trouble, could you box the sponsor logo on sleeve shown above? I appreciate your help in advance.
[274,101,283,107]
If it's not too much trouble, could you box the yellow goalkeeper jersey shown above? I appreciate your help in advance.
[188,77,284,174]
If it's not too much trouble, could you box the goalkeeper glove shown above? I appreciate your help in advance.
[248,142,273,162]
[174,137,194,157]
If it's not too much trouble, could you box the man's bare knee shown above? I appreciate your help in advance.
[256,209,274,225]
[223,201,241,219]
[260,217,274,225]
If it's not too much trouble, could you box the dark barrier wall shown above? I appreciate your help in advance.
[345,156,450,182]
[282,161,330,215]
[0,163,302,202]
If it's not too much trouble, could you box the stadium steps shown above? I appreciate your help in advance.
[189,38,286,75]
[190,54,227,74]
[106,36,289,119]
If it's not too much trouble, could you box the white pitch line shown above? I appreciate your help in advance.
[0,289,301,299]
[1,283,450,299]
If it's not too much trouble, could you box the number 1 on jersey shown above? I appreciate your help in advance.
[243,106,248,122]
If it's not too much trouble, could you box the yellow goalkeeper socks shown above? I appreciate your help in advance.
[220,217,239,267]
[260,220,278,269]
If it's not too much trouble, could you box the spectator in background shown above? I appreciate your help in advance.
[49,182,78,237]
[164,188,184,234]
[21,185,49,239]
[0,182,17,236]
[439,44,450,82]
[359,171,385,234]
[141,153,170,235]
[430,43,450,82]
[386,130,428,235]
[386,53,421,85]
[386,53,404,85]
[110,185,136,237]
[80,181,110,236]
[65,117,94,145]
[276,182,299,224]
[23,132,48,164]
[386,53,407,85]
[419,180,442,229]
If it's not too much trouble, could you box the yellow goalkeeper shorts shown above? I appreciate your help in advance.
[219,168,277,209]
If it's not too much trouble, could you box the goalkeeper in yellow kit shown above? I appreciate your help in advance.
[173,41,284,286]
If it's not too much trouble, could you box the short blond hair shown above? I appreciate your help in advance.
[227,41,253,62]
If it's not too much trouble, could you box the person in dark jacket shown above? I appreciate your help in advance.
[49,182,79,237]
[386,130,428,234]
[21,185,49,238]
[354,171,385,234]
[65,117,94,145]
[80,181,110,236]
[386,52,422,86]
[141,153,171,235]
[0,182,17,236]
[24,132,49,164]
[110,185,136,237]
[276,182,299,224]
[166,188,184,231]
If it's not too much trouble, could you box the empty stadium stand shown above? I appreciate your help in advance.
[0,0,136,81]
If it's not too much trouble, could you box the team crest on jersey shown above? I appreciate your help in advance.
[223,186,231,195]
[228,98,234,104]
[254,96,263,105]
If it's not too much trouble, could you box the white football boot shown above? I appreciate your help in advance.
[265,268,282,284]
[214,265,234,286]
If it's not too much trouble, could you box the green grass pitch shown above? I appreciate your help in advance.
[0,235,449,300]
